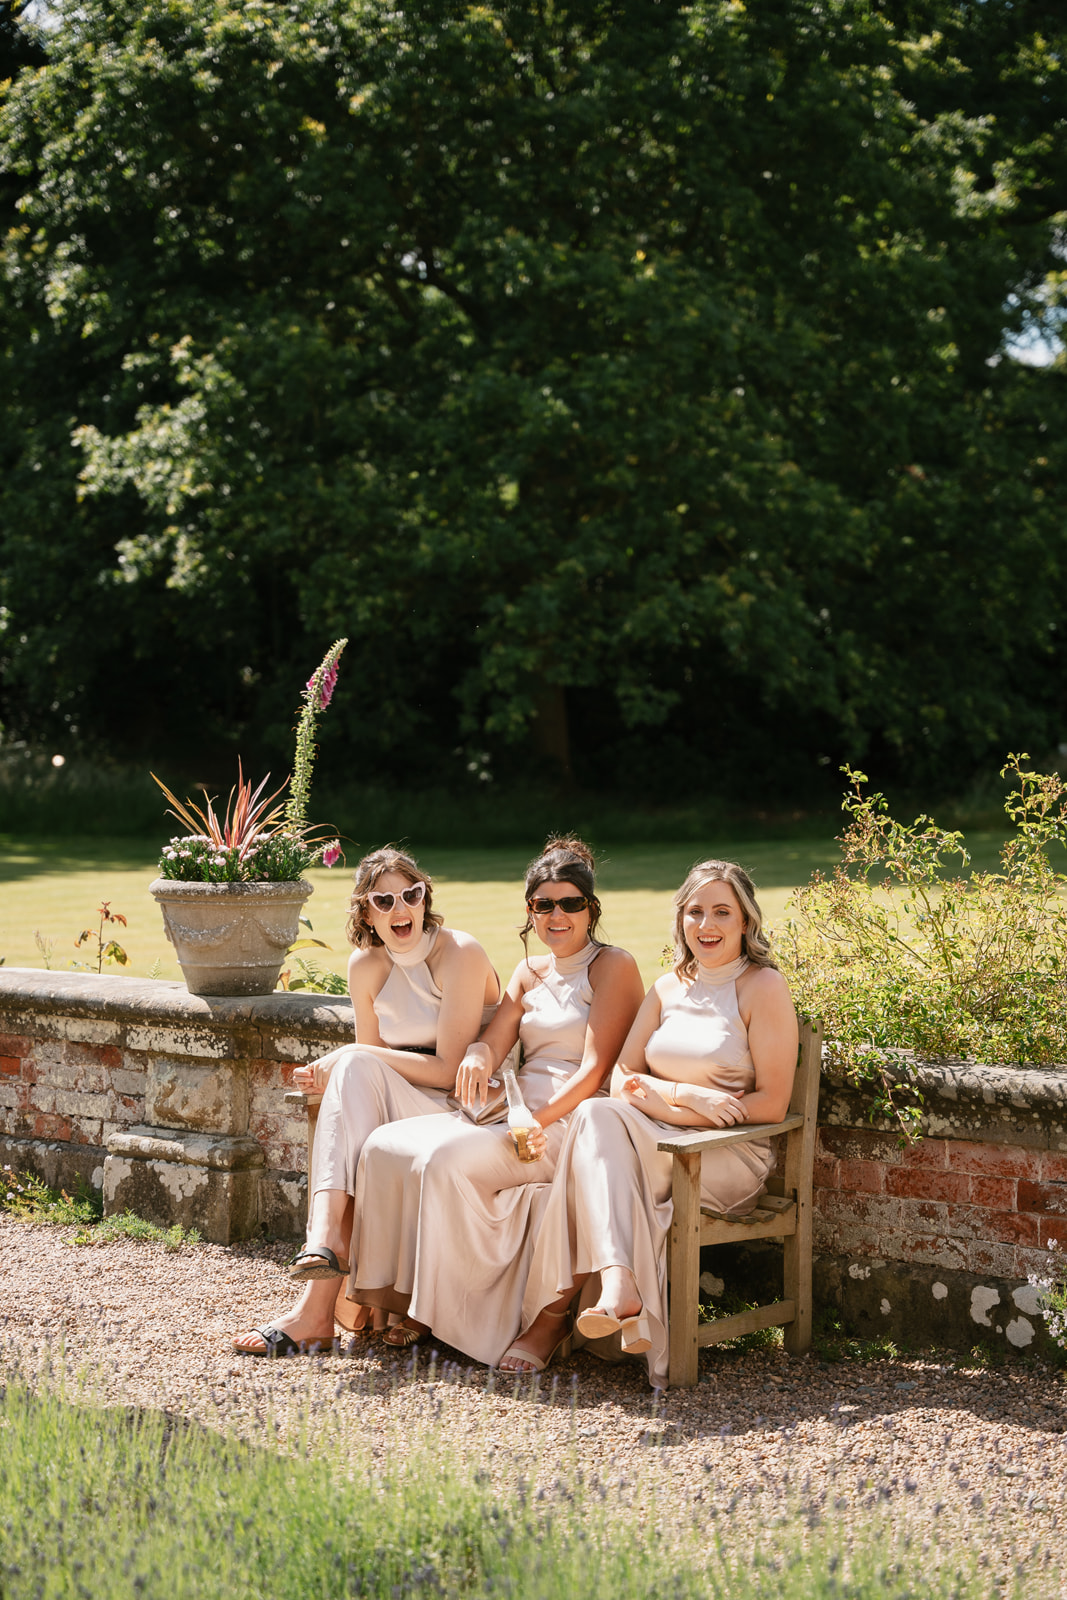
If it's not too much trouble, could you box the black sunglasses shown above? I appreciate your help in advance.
[527,895,592,916]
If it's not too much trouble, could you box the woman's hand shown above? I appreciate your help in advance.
[613,1066,747,1128]
[618,1073,674,1120]
[510,1121,548,1161]
[455,1043,496,1109]
[291,1052,339,1093]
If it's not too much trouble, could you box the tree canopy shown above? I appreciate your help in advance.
[1,0,1065,796]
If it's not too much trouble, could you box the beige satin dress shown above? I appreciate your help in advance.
[349,941,601,1364]
[310,928,495,1204]
[518,954,774,1388]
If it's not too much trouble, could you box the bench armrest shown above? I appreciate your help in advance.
[284,1090,323,1110]
[656,1112,803,1156]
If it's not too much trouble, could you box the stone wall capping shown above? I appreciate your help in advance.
[0,967,353,1034]
[821,1055,1067,1151]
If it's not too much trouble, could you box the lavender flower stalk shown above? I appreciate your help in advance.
[286,638,348,831]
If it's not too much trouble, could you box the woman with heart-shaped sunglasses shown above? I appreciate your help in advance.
[233,844,500,1358]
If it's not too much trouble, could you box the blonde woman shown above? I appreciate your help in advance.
[503,859,797,1386]
[234,845,499,1357]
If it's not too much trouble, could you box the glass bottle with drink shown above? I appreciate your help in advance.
[501,1063,540,1162]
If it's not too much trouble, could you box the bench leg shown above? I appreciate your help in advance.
[668,1151,701,1388]
[306,1103,319,1216]
[783,1191,812,1354]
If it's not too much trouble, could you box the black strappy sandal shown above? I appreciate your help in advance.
[287,1244,351,1281]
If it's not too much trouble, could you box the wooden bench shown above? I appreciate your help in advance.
[658,1016,822,1388]
[284,1089,322,1174]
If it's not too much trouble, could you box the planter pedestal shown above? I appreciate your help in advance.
[150,878,313,997]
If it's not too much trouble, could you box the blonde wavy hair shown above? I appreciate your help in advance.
[671,858,776,982]
[345,846,443,948]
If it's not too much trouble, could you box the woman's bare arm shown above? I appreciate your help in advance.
[532,947,645,1131]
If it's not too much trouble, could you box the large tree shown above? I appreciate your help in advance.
[1,0,1064,793]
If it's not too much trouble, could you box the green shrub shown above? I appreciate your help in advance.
[780,757,1067,1132]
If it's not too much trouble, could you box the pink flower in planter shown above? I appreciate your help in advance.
[322,841,342,868]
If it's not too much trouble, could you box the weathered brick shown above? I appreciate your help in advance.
[817,1126,902,1164]
[48,1063,99,1093]
[961,1206,1040,1248]
[967,1240,1018,1276]
[813,1189,902,1230]
[111,1067,146,1096]
[1016,1245,1056,1279]
[52,1089,109,1119]
[888,1231,970,1273]
[0,1033,33,1058]
[903,1197,952,1231]
[836,1157,886,1194]
[1040,1151,1067,1185]
[831,1221,888,1256]
[38,1015,122,1048]
[900,1137,950,1170]
[125,1024,231,1059]
[967,1175,1017,1210]
[64,1041,122,1072]
[30,1087,56,1114]
[0,1082,18,1109]
[813,1154,839,1187]
[0,1056,19,1077]
[812,1215,837,1251]
[946,1143,1041,1180]
[885,1167,970,1203]
[1040,1218,1067,1249]
[1018,1180,1067,1217]
[70,1120,102,1145]
[33,1112,72,1140]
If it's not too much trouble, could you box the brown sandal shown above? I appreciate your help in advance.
[382,1318,427,1349]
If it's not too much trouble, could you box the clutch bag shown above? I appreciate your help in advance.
[447,1078,509,1125]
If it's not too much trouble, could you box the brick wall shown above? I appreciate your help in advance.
[4,969,1066,1354]
[0,969,353,1236]
[813,1059,1067,1357]
[814,1126,1067,1280]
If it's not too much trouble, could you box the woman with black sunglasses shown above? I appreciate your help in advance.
[233,845,499,1357]
[347,836,644,1364]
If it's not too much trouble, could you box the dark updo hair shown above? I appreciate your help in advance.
[671,858,776,982]
[519,834,604,955]
[345,845,443,949]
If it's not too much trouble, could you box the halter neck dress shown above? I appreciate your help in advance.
[351,941,602,1365]
[310,927,497,1205]
[518,955,775,1389]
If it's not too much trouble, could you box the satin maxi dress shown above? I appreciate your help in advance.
[349,941,601,1364]
[518,954,774,1389]
[310,927,495,1306]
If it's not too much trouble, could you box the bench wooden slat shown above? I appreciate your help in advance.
[697,1299,796,1348]
[699,1200,797,1246]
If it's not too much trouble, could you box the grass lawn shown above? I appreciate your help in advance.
[0,830,1017,991]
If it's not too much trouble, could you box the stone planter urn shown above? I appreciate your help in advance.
[149,878,314,997]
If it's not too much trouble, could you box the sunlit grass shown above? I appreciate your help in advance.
[0,832,1018,991]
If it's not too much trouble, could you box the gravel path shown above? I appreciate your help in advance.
[3,1215,1065,1591]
